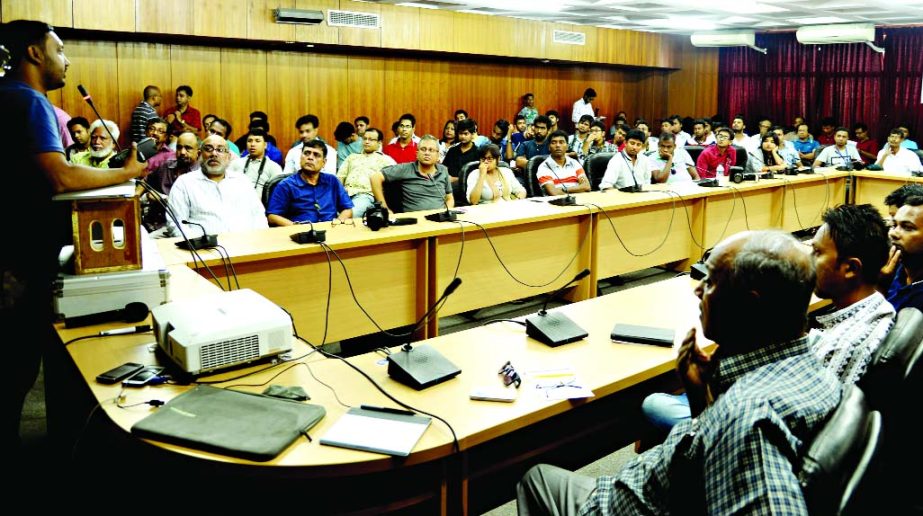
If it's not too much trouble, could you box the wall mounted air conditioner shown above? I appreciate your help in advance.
[690,31,766,54]
[795,23,883,53]
[274,8,324,24]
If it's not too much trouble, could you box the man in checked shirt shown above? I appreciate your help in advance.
[517,230,842,515]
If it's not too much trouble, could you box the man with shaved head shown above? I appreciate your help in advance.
[518,230,841,515]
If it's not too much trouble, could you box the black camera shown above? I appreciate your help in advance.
[729,166,745,183]
[108,137,158,168]
[365,202,390,231]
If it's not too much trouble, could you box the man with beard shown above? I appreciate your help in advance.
[883,195,923,312]
[165,135,267,237]
[71,119,118,168]
[143,131,200,231]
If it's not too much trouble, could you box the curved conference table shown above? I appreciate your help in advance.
[48,169,854,513]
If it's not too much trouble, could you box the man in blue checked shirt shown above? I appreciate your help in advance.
[517,230,842,515]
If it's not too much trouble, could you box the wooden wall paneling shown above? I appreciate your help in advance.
[136,0,194,35]
[414,59,451,135]
[60,41,119,133]
[265,51,311,148]
[545,23,578,63]
[193,0,247,38]
[417,7,455,53]
[346,55,386,131]
[302,53,348,143]
[1,0,72,26]
[47,89,65,110]
[338,0,381,48]
[248,0,295,41]
[666,41,719,119]
[573,26,599,64]
[379,3,419,51]
[629,71,670,125]
[168,45,222,131]
[73,0,134,31]
[219,48,268,143]
[116,42,172,146]
[510,18,546,61]
[382,57,420,136]
[293,0,338,45]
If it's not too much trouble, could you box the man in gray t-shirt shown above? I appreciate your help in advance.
[370,134,454,213]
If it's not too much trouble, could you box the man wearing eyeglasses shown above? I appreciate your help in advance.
[268,139,353,225]
[143,117,174,172]
[166,135,268,237]
[695,127,737,179]
[337,128,395,218]
[207,118,241,158]
[370,134,454,212]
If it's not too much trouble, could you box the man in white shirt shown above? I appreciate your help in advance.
[691,118,716,146]
[730,114,749,148]
[227,128,283,201]
[746,116,773,152]
[668,115,692,147]
[813,126,863,169]
[876,128,923,174]
[283,114,336,176]
[167,135,269,237]
[571,88,597,124]
[600,129,654,190]
[649,133,698,184]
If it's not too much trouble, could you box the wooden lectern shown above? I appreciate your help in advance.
[64,184,142,274]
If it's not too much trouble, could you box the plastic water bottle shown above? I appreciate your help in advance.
[716,164,724,177]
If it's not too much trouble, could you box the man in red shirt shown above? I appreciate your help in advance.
[853,123,878,163]
[695,127,737,178]
[164,85,202,137]
[383,113,418,164]
[816,117,837,146]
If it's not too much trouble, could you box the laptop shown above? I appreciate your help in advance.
[611,323,675,347]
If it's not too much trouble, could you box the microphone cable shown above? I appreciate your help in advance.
[581,192,677,258]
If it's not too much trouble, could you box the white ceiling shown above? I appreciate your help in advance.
[367,0,923,35]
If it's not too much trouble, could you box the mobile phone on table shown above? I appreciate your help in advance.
[96,362,145,384]
[122,366,165,387]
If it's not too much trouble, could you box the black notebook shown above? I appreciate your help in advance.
[131,385,325,462]
[611,323,675,347]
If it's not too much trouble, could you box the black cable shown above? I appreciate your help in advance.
[214,245,241,289]
[319,242,332,346]
[63,327,153,347]
[482,318,527,327]
[724,185,751,230]
[583,195,676,257]
[70,399,109,461]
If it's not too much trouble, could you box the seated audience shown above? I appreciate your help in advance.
[334,121,362,169]
[770,125,801,167]
[71,119,118,168]
[884,183,923,224]
[443,119,481,194]
[227,128,283,200]
[883,195,923,312]
[649,132,697,183]
[242,118,284,166]
[793,123,820,164]
[691,117,715,146]
[515,115,552,170]
[582,121,616,163]
[267,140,352,225]
[143,117,174,171]
[813,126,862,169]
[64,116,90,161]
[384,113,419,164]
[234,111,278,149]
[545,110,560,133]
[853,123,878,163]
[467,144,526,204]
[668,114,692,147]
[284,114,336,175]
[611,123,628,151]
[896,125,918,150]
[519,230,841,515]
[129,84,162,143]
[207,118,241,157]
[745,116,773,152]
[567,114,593,162]
[876,128,923,174]
[337,127,396,218]
[371,135,453,212]
[537,130,591,196]
[730,114,748,147]
[695,126,736,178]
[166,135,268,237]
[600,129,653,190]
[816,116,837,146]
[747,133,788,175]
[438,120,457,163]
[454,109,467,122]
[143,131,200,231]
[354,116,369,138]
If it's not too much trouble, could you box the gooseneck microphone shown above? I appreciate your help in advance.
[424,171,458,222]
[525,268,591,347]
[387,277,464,389]
[617,151,643,193]
[77,84,123,153]
[174,219,218,250]
[290,219,326,244]
[545,160,578,206]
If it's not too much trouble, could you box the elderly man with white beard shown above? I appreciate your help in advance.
[165,135,268,238]
[70,118,118,168]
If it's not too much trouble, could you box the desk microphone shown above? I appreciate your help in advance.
[175,220,218,250]
[291,219,326,244]
[616,151,643,193]
[387,277,463,389]
[525,268,590,347]
[544,161,578,206]
[424,172,458,223]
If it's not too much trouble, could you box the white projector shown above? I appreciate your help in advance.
[151,289,293,375]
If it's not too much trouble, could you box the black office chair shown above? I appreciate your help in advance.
[798,384,884,516]
[684,145,706,164]
[459,160,514,204]
[262,172,293,209]
[584,152,615,191]
[856,307,923,513]
[914,149,923,167]
[526,154,549,197]
[380,165,405,214]
[731,145,748,172]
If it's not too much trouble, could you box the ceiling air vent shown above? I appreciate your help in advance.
[553,30,586,46]
[328,10,381,29]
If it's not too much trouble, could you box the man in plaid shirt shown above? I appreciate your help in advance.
[517,230,842,515]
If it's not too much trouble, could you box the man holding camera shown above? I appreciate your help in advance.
[337,127,395,218]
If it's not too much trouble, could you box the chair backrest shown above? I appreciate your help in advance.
[380,165,404,214]
[798,384,884,516]
[684,145,706,164]
[584,152,615,191]
[526,154,549,197]
[731,145,748,172]
[858,307,923,412]
[262,172,293,208]
[460,161,515,204]
[914,149,923,167]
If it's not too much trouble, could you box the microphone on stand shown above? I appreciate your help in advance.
[77,84,123,153]
[290,219,326,244]
[543,160,578,206]
[175,219,218,250]
[424,172,458,222]
[387,278,464,389]
[525,268,591,347]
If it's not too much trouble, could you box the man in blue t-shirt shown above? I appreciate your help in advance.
[267,139,353,225]
[0,20,147,457]
[884,195,923,312]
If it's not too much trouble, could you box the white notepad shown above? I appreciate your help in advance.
[320,407,432,457]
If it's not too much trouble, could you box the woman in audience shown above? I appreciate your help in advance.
[439,120,456,162]
[467,144,526,204]
[747,133,788,175]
